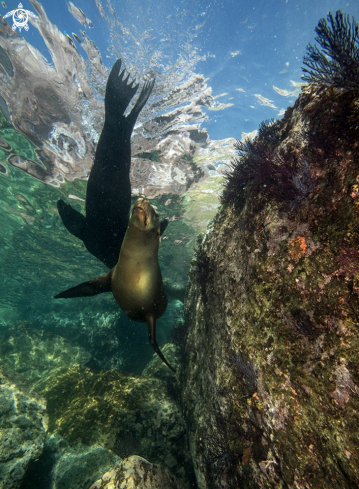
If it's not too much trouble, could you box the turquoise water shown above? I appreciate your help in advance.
[0,1,359,488]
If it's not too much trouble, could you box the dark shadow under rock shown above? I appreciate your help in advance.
[20,434,120,489]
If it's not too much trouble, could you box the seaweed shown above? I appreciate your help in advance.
[302,11,359,90]
[221,139,304,210]
[258,118,279,144]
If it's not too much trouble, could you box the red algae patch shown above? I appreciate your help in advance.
[288,236,307,262]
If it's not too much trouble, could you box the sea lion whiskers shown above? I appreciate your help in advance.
[132,197,158,229]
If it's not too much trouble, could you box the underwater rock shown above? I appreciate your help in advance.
[0,325,91,383]
[20,433,120,489]
[28,310,168,375]
[89,455,184,489]
[33,365,195,488]
[0,368,47,489]
[180,83,359,486]
[142,343,182,380]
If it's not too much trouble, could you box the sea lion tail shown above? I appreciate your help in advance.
[54,272,112,299]
[146,313,176,373]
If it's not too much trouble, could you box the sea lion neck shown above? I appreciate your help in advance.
[121,221,160,256]
[129,220,159,240]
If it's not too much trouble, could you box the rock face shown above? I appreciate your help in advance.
[90,455,184,489]
[180,84,359,488]
[0,368,47,489]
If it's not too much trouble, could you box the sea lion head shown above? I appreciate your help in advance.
[131,197,160,233]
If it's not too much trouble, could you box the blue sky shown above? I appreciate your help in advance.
[8,0,359,141]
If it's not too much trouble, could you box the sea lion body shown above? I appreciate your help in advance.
[55,198,174,372]
[112,201,167,322]
[57,59,155,269]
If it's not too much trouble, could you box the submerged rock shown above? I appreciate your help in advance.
[33,365,195,488]
[89,455,184,489]
[142,343,182,380]
[180,83,359,487]
[0,368,47,489]
[20,433,120,489]
[0,325,91,383]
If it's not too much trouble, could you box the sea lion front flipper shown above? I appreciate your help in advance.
[160,219,169,236]
[54,272,112,299]
[57,199,86,240]
[146,313,175,372]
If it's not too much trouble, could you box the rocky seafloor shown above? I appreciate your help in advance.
[0,324,195,489]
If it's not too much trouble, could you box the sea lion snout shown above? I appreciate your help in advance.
[132,198,159,231]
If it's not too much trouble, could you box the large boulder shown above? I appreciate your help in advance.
[0,325,91,383]
[89,455,184,489]
[180,83,359,488]
[34,364,195,488]
[20,433,120,489]
[0,368,47,489]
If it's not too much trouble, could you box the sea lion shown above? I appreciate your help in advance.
[57,59,159,269]
[55,197,175,372]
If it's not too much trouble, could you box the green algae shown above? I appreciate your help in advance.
[135,150,162,161]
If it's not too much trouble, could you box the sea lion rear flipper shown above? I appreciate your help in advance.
[146,313,175,373]
[54,272,112,299]
[160,219,169,236]
[57,199,86,240]
[126,78,155,128]
[105,58,139,125]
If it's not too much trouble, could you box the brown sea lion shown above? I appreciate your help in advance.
[54,198,174,372]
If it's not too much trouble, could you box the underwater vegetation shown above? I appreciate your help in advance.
[220,135,306,211]
[222,10,359,214]
[302,11,359,90]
